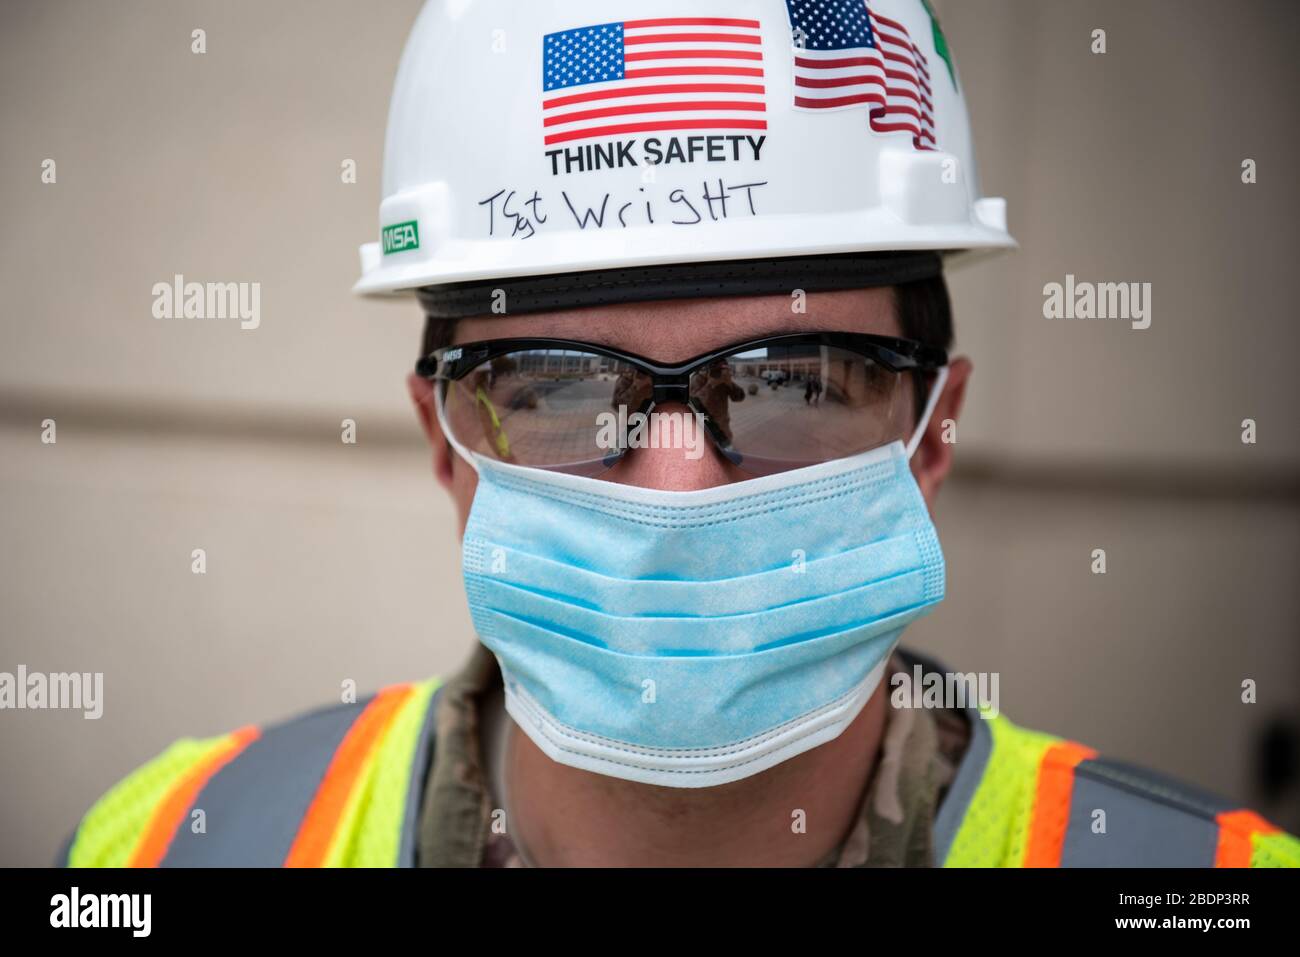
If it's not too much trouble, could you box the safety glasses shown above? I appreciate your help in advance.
[416,332,947,477]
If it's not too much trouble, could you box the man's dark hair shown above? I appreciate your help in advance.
[894,273,953,351]
[894,273,954,420]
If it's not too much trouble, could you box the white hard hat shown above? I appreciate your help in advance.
[355,0,1013,298]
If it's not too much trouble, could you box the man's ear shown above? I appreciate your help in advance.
[407,373,455,491]
[911,357,971,505]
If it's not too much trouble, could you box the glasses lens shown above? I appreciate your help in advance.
[440,348,650,475]
[438,340,920,477]
[692,343,911,474]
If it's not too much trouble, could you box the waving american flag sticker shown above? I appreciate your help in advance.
[541,17,768,147]
[784,0,936,150]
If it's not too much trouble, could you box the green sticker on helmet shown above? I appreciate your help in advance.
[382,220,420,255]
[920,0,957,91]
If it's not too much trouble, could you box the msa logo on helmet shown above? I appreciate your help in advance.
[541,18,768,168]
[381,220,420,255]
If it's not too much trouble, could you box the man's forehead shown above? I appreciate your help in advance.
[450,287,900,359]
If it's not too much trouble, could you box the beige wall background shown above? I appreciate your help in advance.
[2,0,1298,866]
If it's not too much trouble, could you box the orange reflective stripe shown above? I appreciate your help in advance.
[1022,740,1097,867]
[1214,809,1278,868]
[127,726,260,867]
[283,684,415,867]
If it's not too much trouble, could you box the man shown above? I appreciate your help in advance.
[62,0,1298,868]
[688,359,745,447]
[408,272,970,868]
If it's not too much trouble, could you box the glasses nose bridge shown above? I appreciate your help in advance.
[640,368,732,463]
[649,370,692,404]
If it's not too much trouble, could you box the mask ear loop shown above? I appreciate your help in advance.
[904,364,949,461]
[433,378,482,475]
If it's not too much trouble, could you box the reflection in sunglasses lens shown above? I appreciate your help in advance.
[442,344,909,476]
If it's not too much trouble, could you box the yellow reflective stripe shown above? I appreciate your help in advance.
[943,712,1061,868]
[475,386,511,458]
[67,733,237,868]
[327,677,442,867]
[475,385,502,429]
[1250,828,1300,868]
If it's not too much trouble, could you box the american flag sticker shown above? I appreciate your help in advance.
[783,0,936,150]
[541,17,768,147]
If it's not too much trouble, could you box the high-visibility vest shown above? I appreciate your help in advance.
[63,655,1300,868]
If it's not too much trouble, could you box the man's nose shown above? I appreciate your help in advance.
[604,400,740,491]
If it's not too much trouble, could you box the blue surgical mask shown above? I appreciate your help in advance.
[438,368,948,788]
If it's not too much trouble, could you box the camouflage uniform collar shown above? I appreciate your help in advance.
[418,641,968,867]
